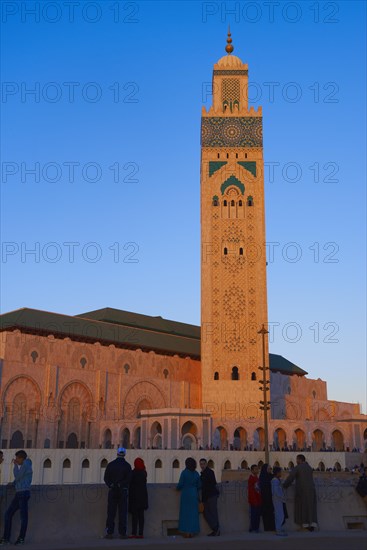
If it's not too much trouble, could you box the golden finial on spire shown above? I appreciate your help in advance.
[225,26,234,54]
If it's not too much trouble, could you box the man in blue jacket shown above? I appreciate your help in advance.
[0,450,33,546]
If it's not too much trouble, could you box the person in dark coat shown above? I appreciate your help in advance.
[283,454,318,531]
[199,458,220,536]
[103,447,132,539]
[356,466,367,507]
[128,458,148,538]
[259,463,275,531]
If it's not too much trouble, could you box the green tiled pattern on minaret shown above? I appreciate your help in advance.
[209,161,227,176]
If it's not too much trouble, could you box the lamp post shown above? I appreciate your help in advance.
[258,324,270,464]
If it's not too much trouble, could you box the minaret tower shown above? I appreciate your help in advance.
[201,32,268,430]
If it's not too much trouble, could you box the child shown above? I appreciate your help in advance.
[271,467,288,536]
[248,464,262,533]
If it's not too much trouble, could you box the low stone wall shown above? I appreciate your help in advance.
[1,449,362,485]
[0,480,366,544]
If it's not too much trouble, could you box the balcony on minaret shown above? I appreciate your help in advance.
[201,31,262,118]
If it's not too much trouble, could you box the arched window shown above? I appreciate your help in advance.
[66,433,78,449]
[172,459,180,469]
[238,200,242,206]
[234,427,247,450]
[80,357,87,368]
[100,459,108,468]
[223,200,227,206]
[224,460,231,470]
[121,428,130,449]
[213,198,218,206]
[231,200,235,206]
[43,459,52,469]
[214,372,219,380]
[155,459,162,469]
[44,438,51,448]
[236,153,238,159]
[247,196,253,207]
[163,369,169,379]
[30,350,38,363]
[231,366,239,380]
[63,458,71,469]
[251,372,256,381]
[124,364,130,374]
[103,429,112,449]
[217,153,220,159]
[82,459,90,469]
[312,390,316,398]
[224,247,228,255]
[241,459,248,469]
[239,247,243,256]
[318,461,325,472]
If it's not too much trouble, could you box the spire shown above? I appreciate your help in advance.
[225,26,234,55]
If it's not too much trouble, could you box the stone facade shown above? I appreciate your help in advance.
[0,322,365,454]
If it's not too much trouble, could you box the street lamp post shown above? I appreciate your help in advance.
[258,324,270,464]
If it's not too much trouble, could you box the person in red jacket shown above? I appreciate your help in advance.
[248,464,262,533]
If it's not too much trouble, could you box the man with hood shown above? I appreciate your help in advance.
[0,450,33,546]
[104,447,132,539]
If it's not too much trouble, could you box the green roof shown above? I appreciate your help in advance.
[0,307,307,375]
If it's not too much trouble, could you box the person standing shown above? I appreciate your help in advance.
[283,454,318,531]
[356,466,367,507]
[104,447,132,540]
[0,452,3,485]
[259,463,275,531]
[248,464,262,533]
[0,451,4,528]
[0,450,33,546]
[176,457,201,538]
[128,458,148,539]
[199,458,220,536]
[271,467,288,537]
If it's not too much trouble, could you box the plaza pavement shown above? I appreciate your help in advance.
[14,531,366,550]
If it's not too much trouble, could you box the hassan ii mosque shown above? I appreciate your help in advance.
[0,34,366,465]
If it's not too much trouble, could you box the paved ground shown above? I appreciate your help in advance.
[14,531,366,550]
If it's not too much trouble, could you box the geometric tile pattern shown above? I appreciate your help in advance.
[209,161,227,177]
[213,70,248,76]
[201,117,262,148]
[238,161,257,177]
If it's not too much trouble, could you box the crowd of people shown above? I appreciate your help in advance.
[175,454,319,538]
[0,448,366,544]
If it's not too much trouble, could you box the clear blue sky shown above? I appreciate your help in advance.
[1,1,366,411]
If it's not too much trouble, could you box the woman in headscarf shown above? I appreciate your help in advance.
[176,457,201,538]
[128,458,148,539]
[259,463,275,531]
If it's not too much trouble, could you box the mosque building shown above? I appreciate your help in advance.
[1,34,366,462]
